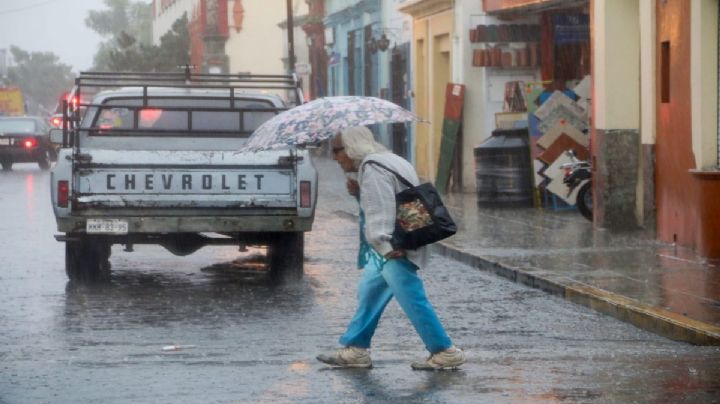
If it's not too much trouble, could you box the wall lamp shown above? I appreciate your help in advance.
[366,33,392,54]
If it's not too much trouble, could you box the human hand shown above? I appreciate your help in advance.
[384,250,406,259]
[346,178,359,197]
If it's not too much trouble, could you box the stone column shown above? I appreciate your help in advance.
[591,0,641,230]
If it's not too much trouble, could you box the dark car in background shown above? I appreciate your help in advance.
[0,116,55,171]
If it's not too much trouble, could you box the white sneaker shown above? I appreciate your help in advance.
[411,346,466,371]
[316,346,372,368]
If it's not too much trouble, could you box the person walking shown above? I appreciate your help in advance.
[316,126,465,371]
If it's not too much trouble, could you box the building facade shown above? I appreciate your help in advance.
[324,0,414,157]
[152,0,309,79]
[482,0,720,258]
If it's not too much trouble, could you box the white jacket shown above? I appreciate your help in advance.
[358,152,429,269]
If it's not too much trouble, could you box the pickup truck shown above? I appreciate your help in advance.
[50,72,317,282]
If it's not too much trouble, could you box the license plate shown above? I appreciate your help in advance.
[0,138,9,146]
[86,219,129,234]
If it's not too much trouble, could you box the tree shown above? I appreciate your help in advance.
[6,46,74,112]
[153,14,191,71]
[86,0,189,72]
[85,0,153,45]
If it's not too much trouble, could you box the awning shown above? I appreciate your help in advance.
[483,0,587,16]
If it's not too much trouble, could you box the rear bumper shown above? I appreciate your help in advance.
[56,215,314,234]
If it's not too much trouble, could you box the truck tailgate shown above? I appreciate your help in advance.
[73,150,297,210]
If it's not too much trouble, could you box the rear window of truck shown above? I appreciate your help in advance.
[84,97,280,136]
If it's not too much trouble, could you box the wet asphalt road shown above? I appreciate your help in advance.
[1,160,720,404]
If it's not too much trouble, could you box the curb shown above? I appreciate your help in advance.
[432,242,720,346]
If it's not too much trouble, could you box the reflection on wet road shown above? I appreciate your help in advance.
[1,162,719,403]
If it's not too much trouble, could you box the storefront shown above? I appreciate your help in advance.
[483,0,720,258]
[475,0,591,210]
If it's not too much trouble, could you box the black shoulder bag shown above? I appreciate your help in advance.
[363,160,457,250]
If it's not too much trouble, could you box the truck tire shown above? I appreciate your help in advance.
[1,159,12,171]
[66,237,112,282]
[38,152,50,170]
[269,232,304,282]
[576,182,593,222]
[48,147,58,162]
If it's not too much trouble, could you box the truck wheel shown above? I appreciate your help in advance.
[1,159,12,171]
[66,238,112,282]
[269,232,304,282]
[38,152,51,170]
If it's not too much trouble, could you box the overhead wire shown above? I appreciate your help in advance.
[0,0,64,16]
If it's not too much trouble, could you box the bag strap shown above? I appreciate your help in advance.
[362,160,415,188]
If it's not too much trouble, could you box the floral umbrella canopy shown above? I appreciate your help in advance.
[244,96,421,151]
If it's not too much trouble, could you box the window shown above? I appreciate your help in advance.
[661,41,670,103]
[88,97,278,135]
[0,119,36,133]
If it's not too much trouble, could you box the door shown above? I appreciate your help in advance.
[347,31,356,96]
[655,0,696,246]
[390,44,408,158]
[431,33,451,181]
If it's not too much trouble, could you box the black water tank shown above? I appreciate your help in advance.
[474,128,533,206]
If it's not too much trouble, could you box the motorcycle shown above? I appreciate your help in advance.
[561,150,592,221]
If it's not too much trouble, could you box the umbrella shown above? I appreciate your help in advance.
[244,96,421,151]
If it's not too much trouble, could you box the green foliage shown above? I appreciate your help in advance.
[88,1,189,72]
[6,46,74,110]
[85,0,152,45]
[154,14,191,71]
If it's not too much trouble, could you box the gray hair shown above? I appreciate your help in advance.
[339,126,389,164]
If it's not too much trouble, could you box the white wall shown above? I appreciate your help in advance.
[153,0,198,45]
[691,0,719,169]
[593,0,640,130]
[639,0,655,145]
[226,2,292,75]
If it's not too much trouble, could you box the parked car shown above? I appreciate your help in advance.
[0,116,56,170]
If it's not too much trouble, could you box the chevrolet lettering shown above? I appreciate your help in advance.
[92,171,288,193]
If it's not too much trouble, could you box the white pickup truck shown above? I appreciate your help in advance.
[50,72,317,282]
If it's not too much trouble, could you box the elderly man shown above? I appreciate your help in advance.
[316,126,465,371]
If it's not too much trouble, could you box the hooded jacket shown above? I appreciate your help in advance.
[358,151,429,269]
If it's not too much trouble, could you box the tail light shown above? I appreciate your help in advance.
[22,138,37,149]
[299,181,311,208]
[58,181,69,208]
[50,116,62,127]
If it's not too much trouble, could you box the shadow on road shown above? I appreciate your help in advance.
[318,365,470,402]
[62,258,317,331]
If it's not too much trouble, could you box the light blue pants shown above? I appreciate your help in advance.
[339,257,453,354]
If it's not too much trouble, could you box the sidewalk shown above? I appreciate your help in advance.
[314,156,720,345]
[437,191,720,345]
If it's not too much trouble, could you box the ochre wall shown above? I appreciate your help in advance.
[410,10,453,181]
[413,19,430,178]
[430,14,452,180]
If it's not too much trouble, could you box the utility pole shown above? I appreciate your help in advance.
[286,0,296,73]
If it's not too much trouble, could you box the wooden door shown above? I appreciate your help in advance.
[655,0,696,246]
